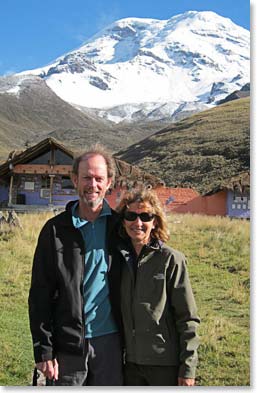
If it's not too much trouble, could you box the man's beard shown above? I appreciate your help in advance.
[82,194,104,209]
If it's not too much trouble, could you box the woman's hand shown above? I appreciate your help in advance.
[36,358,59,380]
[178,377,195,386]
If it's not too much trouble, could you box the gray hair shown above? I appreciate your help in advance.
[72,143,116,181]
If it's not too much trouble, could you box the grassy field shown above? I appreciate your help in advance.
[0,212,250,386]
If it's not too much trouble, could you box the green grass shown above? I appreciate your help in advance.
[167,213,250,386]
[0,212,250,386]
[0,213,53,386]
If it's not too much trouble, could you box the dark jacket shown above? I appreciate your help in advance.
[117,239,200,379]
[28,200,121,363]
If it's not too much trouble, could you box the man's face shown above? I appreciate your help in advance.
[72,154,112,209]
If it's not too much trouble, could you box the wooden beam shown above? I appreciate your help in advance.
[13,164,72,175]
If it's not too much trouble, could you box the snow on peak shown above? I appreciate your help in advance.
[18,11,250,123]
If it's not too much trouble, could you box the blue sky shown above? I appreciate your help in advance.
[0,0,251,76]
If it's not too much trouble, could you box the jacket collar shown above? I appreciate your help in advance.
[118,237,163,256]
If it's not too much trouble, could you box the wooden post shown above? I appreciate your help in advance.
[49,175,54,205]
[8,175,14,206]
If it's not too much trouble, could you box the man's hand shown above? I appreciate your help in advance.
[178,377,195,386]
[36,359,59,381]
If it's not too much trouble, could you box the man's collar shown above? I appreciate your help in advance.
[72,199,111,228]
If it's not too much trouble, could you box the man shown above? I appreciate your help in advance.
[28,144,123,386]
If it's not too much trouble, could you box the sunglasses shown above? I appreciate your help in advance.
[123,211,155,222]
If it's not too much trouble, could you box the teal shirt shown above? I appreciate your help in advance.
[72,200,118,338]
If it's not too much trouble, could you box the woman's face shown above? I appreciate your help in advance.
[123,201,156,245]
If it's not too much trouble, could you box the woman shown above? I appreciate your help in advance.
[116,188,200,386]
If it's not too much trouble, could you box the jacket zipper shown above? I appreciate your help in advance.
[123,254,137,344]
[132,250,148,359]
[132,254,141,358]
[80,247,86,355]
[130,252,145,356]
[122,247,147,358]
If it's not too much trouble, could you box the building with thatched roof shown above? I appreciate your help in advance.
[0,137,164,211]
[0,138,249,218]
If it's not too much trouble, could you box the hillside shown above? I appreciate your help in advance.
[0,76,106,158]
[116,97,250,193]
[0,75,163,161]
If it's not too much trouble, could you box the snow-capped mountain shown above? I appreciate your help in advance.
[18,11,250,123]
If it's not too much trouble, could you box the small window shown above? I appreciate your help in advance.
[41,176,51,189]
[24,181,34,191]
[61,176,74,189]
[40,189,50,198]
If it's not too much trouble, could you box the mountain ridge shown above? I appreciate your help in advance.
[13,10,250,124]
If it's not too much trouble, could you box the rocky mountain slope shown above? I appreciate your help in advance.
[0,74,163,161]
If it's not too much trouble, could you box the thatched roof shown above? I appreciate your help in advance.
[113,157,164,188]
[0,137,74,178]
[0,137,164,188]
[205,171,250,196]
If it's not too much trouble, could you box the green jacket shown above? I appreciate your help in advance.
[118,239,200,379]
